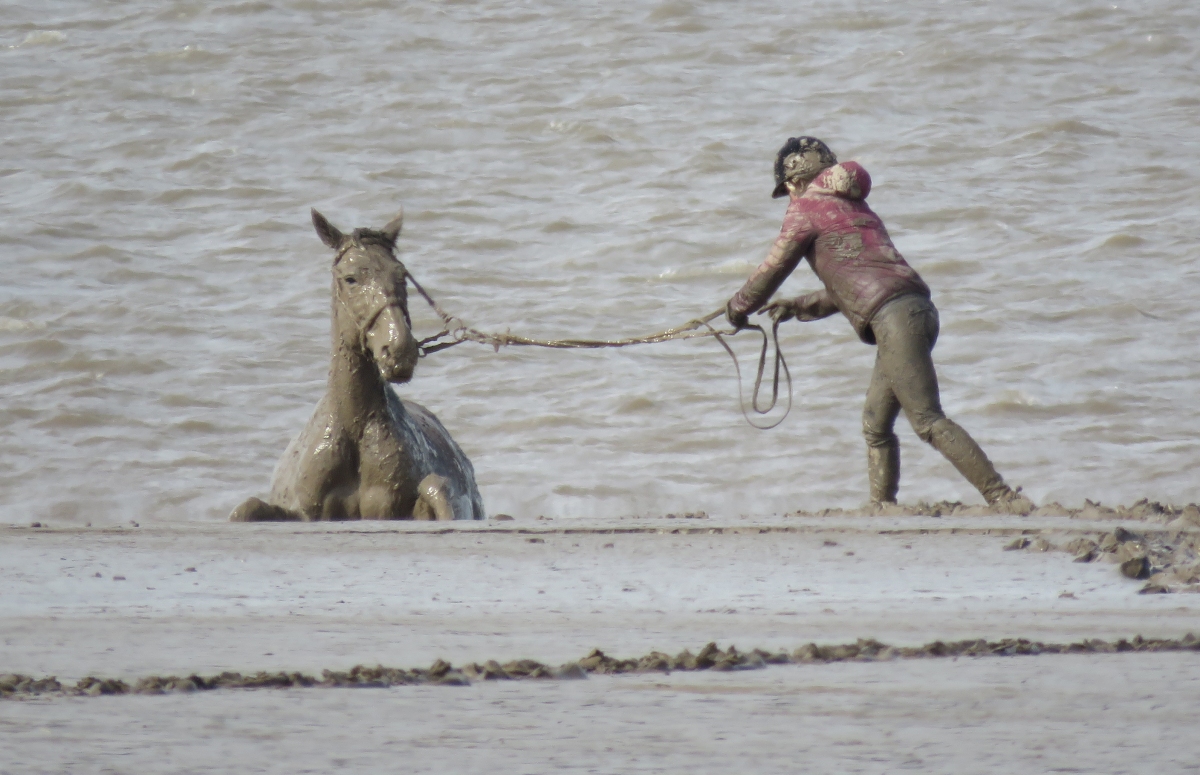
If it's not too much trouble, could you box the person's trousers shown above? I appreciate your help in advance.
[861,293,1009,504]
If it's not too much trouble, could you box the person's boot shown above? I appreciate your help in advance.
[926,418,1033,513]
[867,439,900,505]
[986,486,1036,515]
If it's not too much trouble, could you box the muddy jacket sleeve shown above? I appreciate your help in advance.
[728,208,816,319]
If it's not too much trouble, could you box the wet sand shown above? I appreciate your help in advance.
[4,652,1199,774]
[3,512,1199,772]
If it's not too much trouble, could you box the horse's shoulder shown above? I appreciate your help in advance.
[289,394,352,449]
[383,391,444,435]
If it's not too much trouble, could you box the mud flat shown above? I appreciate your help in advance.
[3,512,1199,773]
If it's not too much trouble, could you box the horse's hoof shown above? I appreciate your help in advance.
[229,497,266,522]
[229,497,298,522]
[417,474,455,520]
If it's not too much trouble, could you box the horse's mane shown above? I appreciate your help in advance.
[351,228,397,250]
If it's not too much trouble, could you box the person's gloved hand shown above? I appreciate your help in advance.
[763,293,830,324]
[762,298,799,324]
[724,300,748,330]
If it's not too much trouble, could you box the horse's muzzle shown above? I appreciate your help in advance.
[366,306,419,383]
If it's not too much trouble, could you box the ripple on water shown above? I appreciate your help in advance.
[1,0,1199,521]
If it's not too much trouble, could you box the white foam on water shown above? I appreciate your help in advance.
[16,31,66,47]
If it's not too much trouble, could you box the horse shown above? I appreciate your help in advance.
[229,208,485,522]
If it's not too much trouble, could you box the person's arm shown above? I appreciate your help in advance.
[763,289,839,323]
[725,226,811,328]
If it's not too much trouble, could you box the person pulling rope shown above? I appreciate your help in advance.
[723,135,1033,510]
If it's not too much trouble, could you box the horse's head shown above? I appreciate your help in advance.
[312,208,419,384]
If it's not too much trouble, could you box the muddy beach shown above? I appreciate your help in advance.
[4,510,1200,772]
[5,0,1200,770]
[5,651,1200,774]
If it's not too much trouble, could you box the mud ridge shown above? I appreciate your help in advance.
[3,634,1197,700]
[11,500,1200,536]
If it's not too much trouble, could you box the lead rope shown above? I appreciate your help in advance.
[405,273,792,429]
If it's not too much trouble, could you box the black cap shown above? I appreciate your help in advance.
[772,136,837,198]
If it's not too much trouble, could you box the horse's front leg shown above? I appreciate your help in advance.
[357,421,420,519]
[271,423,359,520]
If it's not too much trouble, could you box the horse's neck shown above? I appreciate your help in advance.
[327,298,389,427]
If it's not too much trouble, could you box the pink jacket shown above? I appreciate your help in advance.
[728,162,929,344]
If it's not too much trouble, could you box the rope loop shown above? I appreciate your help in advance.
[706,319,792,430]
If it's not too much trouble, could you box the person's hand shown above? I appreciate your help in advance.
[724,300,748,330]
[763,293,834,323]
[761,298,798,324]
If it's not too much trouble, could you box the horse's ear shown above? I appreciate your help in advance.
[380,207,404,247]
[311,208,344,250]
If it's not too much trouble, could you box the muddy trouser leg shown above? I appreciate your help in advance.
[862,349,902,503]
[865,295,1011,504]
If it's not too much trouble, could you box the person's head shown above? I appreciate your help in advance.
[772,136,837,199]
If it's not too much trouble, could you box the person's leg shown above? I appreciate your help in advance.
[870,295,1016,505]
[862,351,902,504]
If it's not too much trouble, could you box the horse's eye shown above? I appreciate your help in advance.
[344,276,358,285]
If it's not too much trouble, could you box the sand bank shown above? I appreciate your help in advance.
[3,512,1198,772]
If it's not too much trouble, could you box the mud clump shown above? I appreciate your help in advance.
[1031,537,1054,553]
[0,674,63,695]
[490,659,555,679]
[77,677,130,696]
[1007,523,1200,593]
[1065,537,1098,562]
[4,634,1198,701]
[792,638,893,662]
[579,642,781,674]
[321,665,426,688]
[790,497,1200,522]
[1120,556,1151,580]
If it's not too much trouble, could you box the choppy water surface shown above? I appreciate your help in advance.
[2,1,1198,523]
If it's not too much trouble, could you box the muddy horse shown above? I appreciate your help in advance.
[230,209,485,521]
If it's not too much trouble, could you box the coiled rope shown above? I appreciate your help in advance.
[406,273,792,429]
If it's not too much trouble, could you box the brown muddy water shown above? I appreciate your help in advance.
[2,1,1198,524]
